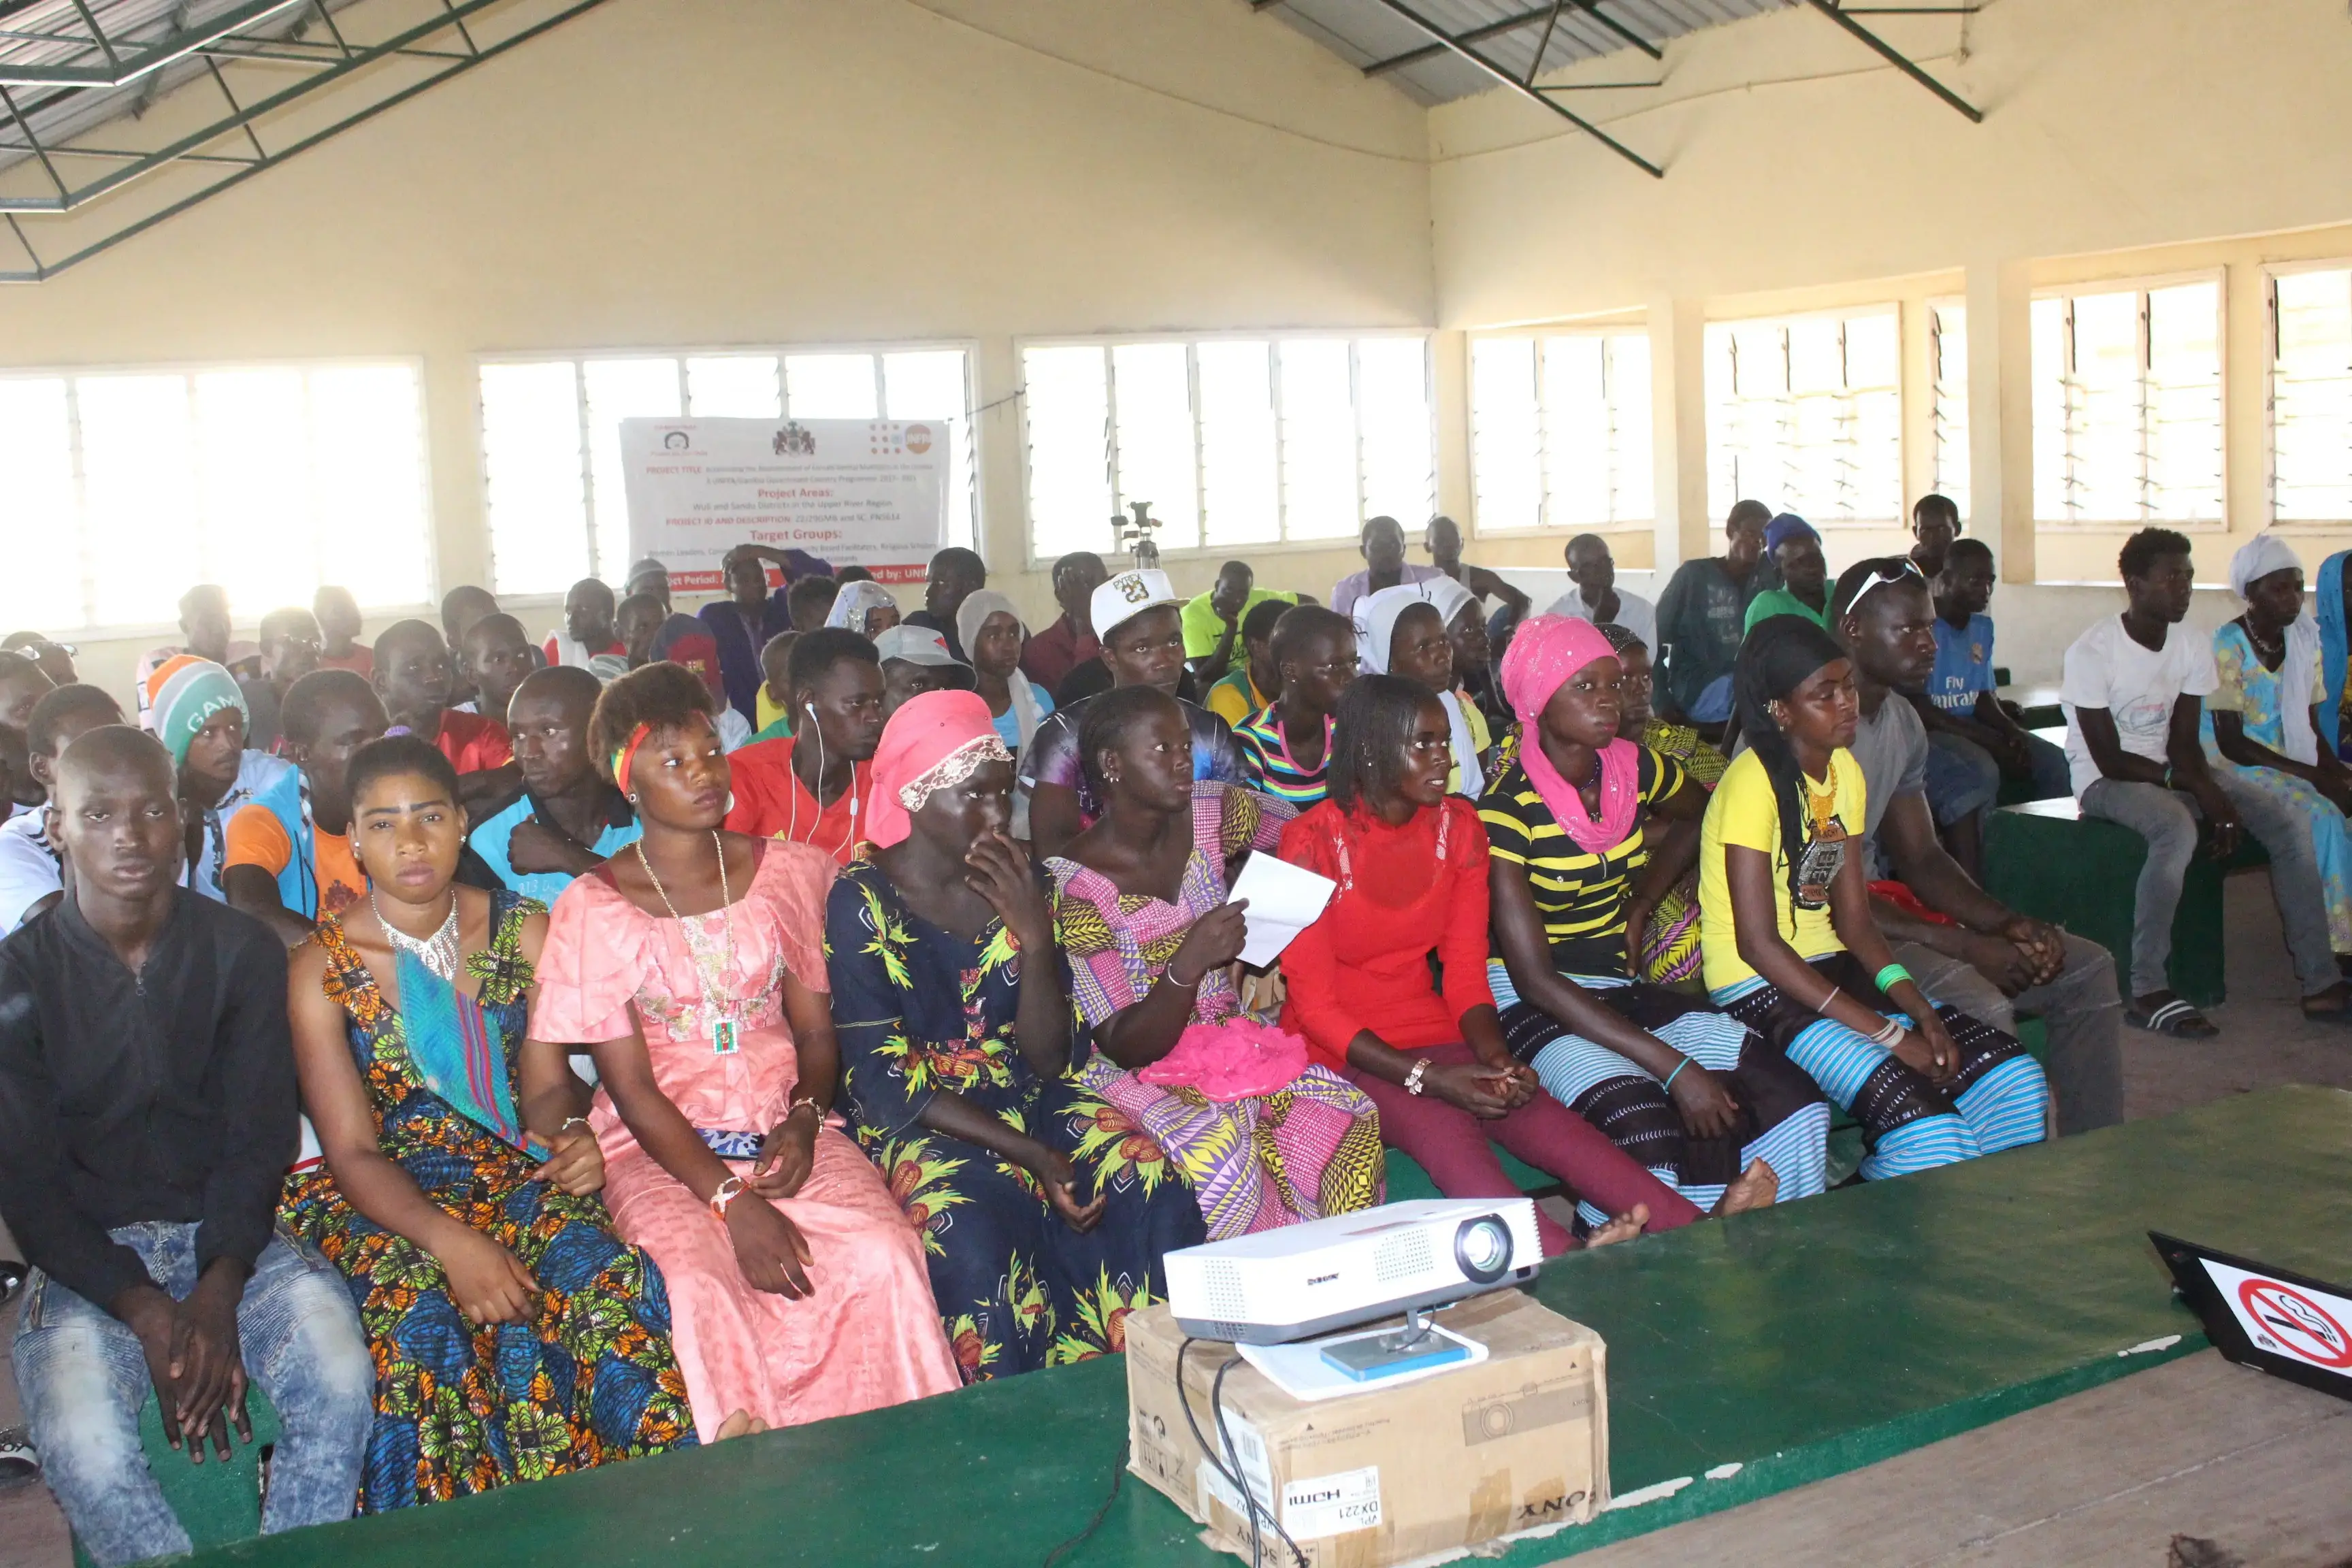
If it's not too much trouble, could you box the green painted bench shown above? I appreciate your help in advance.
[187,1086,2352,1568]
[1986,794,2267,1009]
[71,1392,280,1568]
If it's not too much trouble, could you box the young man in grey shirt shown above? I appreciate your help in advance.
[1828,557,2125,1134]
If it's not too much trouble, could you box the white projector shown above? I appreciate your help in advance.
[1166,1198,1544,1345]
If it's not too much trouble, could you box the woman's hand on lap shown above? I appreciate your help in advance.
[439,1231,540,1325]
[1892,1013,1961,1087]
[728,1198,815,1298]
[1428,1061,1520,1119]
[1667,1059,1741,1141]
[1026,1146,1107,1233]
[541,1124,606,1196]
[750,1108,819,1200]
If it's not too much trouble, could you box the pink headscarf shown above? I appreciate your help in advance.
[864,690,1011,849]
[1499,615,1640,853]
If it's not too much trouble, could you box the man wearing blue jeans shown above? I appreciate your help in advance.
[2063,530,2352,1036]
[1,726,372,1566]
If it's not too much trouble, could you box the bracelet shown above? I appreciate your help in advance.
[1814,985,1842,1017]
[708,1175,747,1222]
[783,1092,823,1124]
[1164,968,1201,991]
[1662,1060,1688,1092]
[1869,1016,1906,1047]
[1403,1058,1433,1097]
[558,1115,591,1137]
[1874,964,1914,996]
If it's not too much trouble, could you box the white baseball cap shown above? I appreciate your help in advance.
[872,625,966,668]
[1090,568,1178,643]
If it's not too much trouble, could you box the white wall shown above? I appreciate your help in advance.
[0,0,1437,703]
[1430,0,2352,675]
[19,0,2352,703]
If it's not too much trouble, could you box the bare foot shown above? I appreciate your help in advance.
[1712,1158,1778,1217]
[1584,1203,1650,1248]
[715,1409,760,1441]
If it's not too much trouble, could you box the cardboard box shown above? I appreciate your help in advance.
[1125,1288,1610,1567]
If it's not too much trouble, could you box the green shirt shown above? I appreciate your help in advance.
[1742,586,1829,633]
[1180,589,1298,659]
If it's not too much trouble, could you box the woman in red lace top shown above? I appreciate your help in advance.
[1277,675,1703,1255]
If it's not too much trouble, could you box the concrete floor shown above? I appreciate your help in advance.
[3,872,2349,1567]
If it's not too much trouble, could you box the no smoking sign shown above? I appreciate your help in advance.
[2205,1259,2352,1379]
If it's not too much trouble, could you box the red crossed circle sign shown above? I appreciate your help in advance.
[2236,1279,2352,1369]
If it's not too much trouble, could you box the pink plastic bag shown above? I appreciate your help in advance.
[1136,1018,1312,1102]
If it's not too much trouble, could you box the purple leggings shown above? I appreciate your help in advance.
[1350,1045,1705,1255]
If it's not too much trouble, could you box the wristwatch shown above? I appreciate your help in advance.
[1404,1058,1433,1097]
[709,1175,747,1222]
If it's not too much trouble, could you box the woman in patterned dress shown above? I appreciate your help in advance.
[826,691,1204,1382]
[280,736,695,1512]
[1046,686,1384,1240]
[2207,536,2352,956]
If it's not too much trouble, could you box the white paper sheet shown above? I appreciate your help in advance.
[1226,851,1337,968]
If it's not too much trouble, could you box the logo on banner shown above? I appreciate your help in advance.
[772,422,817,457]
[906,423,934,455]
[2236,1278,2352,1369]
[662,429,691,452]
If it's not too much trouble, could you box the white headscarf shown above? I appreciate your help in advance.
[2230,533,2303,600]
[826,579,898,636]
[2229,534,2323,765]
[955,589,1044,753]
[1351,578,1484,798]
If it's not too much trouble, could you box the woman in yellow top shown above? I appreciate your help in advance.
[1698,613,2046,1179]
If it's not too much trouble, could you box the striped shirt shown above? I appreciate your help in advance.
[1480,746,1686,978]
[1235,706,1334,808]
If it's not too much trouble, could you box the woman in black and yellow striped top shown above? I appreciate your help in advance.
[1482,614,1829,1220]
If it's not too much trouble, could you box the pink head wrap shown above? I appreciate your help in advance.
[1499,615,1640,853]
[864,689,1012,849]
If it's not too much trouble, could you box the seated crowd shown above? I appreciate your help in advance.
[22,497,2342,1561]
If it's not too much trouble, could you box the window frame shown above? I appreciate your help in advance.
[472,338,983,604]
[1465,323,1656,540]
[1012,328,1437,570]
[2264,258,2352,531]
[0,353,438,638]
[2028,267,2228,533]
[1927,296,1970,524]
[1701,300,1907,529]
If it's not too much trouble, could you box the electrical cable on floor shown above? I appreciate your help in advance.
[1039,1435,1127,1567]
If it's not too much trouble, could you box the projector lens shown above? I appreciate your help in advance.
[1454,1215,1512,1283]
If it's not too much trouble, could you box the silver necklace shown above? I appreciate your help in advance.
[374,890,461,983]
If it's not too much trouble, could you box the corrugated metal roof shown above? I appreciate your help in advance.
[0,0,360,181]
[1260,0,1793,105]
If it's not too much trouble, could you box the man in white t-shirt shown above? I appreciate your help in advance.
[2063,527,2347,1036]
[1545,533,1656,651]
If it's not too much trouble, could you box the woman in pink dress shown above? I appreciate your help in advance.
[529,663,959,1439]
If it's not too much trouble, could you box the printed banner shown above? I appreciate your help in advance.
[619,416,947,590]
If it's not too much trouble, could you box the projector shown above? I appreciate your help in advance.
[1166,1198,1543,1345]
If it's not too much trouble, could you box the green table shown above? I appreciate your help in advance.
[189,1087,2352,1568]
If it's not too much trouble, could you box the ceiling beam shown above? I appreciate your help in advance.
[0,0,306,87]
[1363,0,1656,77]
[1357,0,1662,176]
[1799,0,1982,122]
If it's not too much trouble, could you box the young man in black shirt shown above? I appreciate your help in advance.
[1,726,372,1566]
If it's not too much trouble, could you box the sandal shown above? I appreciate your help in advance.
[2127,998,2219,1037]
